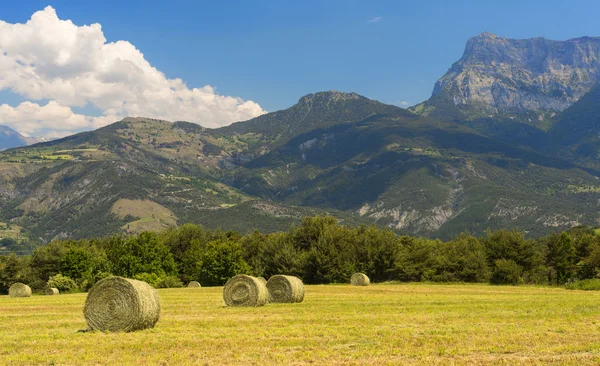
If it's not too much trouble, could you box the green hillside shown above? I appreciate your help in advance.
[227,105,600,238]
[1,91,600,247]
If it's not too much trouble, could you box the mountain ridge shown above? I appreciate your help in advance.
[0,125,54,150]
[218,90,411,137]
[0,125,28,150]
[413,32,600,126]
[2,36,600,250]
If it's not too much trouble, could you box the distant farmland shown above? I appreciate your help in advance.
[2,283,600,364]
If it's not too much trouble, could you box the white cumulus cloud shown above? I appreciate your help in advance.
[0,101,117,137]
[367,16,383,24]
[0,6,266,136]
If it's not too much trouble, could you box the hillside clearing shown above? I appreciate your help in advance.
[0,221,23,240]
[1,284,600,364]
[111,199,178,234]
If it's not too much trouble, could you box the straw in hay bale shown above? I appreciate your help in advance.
[223,274,268,307]
[9,283,32,298]
[84,276,161,332]
[266,275,305,303]
[257,277,267,286]
[187,281,201,288]
[351,272,370,286]
[45,287,59,295]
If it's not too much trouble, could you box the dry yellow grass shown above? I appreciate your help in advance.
[1,283,600,364]
[0,163,28,183]
[0,221,23,241]
[112,199,178,233]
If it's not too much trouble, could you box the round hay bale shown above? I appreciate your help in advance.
[9,283,32,298]
[45,287,59,295]
[84,276,161,332]
[223,274,268,307]
[257,277,267,286]
[266,275,305,303]
[351,273,370,286]
[187,281,201,288]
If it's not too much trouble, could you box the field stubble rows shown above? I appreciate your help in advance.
[1,283,600,365]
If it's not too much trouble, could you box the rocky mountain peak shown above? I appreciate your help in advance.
[430,33,600,118]
[473,31,499,41]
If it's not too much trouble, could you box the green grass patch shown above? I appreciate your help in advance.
[0,221,23,240]
[39,154,74,160]
[568,184,600,193]
[565,279,600,291]
[54,149,99,154]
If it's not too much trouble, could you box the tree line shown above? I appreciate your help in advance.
[1,216,600,293]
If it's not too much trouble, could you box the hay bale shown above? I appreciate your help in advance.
[266,275,305,303]
[187,281,201,288]
[223,274,268,307]
[257,277,267,286]
[9,283,32,298]
[351,273,370,286]
[84,276,161,332]
[45,287,59,295]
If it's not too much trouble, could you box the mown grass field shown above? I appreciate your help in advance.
[2,283,600,365]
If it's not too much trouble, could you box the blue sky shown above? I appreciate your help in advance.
[0,1,599,136]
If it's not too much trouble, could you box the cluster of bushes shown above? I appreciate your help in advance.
[1,216,600,294]
[564,279,600,291]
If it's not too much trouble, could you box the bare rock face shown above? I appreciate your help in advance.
[433,32,600,115]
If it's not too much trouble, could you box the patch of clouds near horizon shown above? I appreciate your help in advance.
[400,101,410,107]
[367,16,382,24]
[0,101,115,137]
[0,6,266,137]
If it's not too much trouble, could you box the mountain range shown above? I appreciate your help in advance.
[0,125,51,151]
[0,125,28,151]
[1,32,600,250]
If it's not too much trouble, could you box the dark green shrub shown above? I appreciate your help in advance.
[490,259,523,285]
[0,254,26,294]
[200,239,251,286]
[545,232,577,284]
[133,272,161,287]
[47,273,78,292]
[104,232,177,278]
[156,275,183,288]
[260,232,304,279]
[565,279,600,291]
